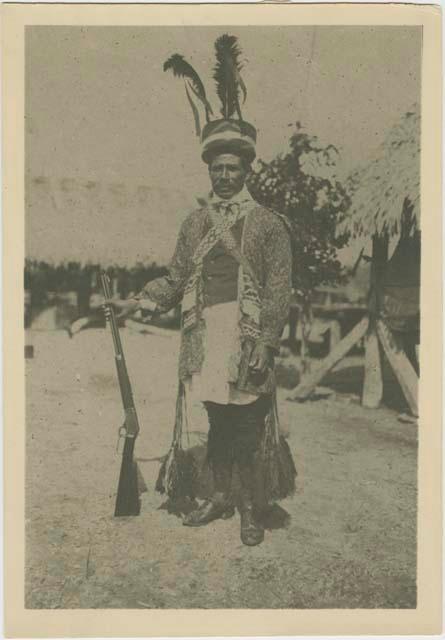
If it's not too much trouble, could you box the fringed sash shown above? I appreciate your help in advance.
[156,383,296,503]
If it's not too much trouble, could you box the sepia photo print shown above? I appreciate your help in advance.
[3,5,441,633]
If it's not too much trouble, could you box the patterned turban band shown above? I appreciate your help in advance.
[201,119,257,165]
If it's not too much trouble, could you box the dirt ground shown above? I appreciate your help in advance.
[25,328,417,609]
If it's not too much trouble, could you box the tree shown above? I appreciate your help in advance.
[247,123,350,372]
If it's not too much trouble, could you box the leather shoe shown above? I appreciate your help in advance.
[183,499,234,527]
[240,506,265,546]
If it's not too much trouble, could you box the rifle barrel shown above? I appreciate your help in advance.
[100,273,124,356]
[100,271,142,516]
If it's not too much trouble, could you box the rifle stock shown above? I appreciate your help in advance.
[100,272,142,516]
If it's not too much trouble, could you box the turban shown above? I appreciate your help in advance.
[201,119,257,164]
[164,35,257,165]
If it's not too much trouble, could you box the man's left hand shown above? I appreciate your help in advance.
[248,343,273,374]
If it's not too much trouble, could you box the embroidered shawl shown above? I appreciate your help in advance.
[137,197,292,395]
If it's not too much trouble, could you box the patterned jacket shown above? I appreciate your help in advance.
[137,199,293,394]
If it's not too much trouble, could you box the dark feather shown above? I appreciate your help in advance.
[213,34,246,119]
[237,71,247,106]
[164,53,213,121]
[184,81,202,136]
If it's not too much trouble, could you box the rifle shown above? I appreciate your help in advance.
[100,272,142,517]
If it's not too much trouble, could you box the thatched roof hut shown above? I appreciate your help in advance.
[339,105,420,239]
[25,176,195,267]
[293,106,420,416]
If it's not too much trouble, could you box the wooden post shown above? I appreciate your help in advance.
[289,316,369,401]
[377,319,419,417]
[362,233,388,408]
[362,322,383,408]
[368,233,389,314]
[328,319,341,352]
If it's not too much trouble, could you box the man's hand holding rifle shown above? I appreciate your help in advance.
[103,296,157,319]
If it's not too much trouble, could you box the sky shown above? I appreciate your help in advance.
[26,26,421,264]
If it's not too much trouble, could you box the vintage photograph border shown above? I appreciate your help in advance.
[3,2,442,637]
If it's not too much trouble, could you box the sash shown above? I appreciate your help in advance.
[182,202,261,336]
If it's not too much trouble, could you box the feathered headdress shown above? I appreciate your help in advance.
[212,34,247,121]
[163,53,214,136]
[163,34,256,163]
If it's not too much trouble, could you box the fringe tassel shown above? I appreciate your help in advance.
[155,382,198,500]
[261,392,297,502]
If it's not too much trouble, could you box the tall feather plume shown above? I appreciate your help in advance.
[213,34,247,120]
[184,82,202,137]
[163,54,213,125]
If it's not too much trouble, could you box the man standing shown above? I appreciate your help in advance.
[108,36,294,546]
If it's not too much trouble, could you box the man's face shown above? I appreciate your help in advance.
[208,153,248,200]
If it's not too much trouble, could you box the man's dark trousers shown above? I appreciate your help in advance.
[205,395,270,509]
